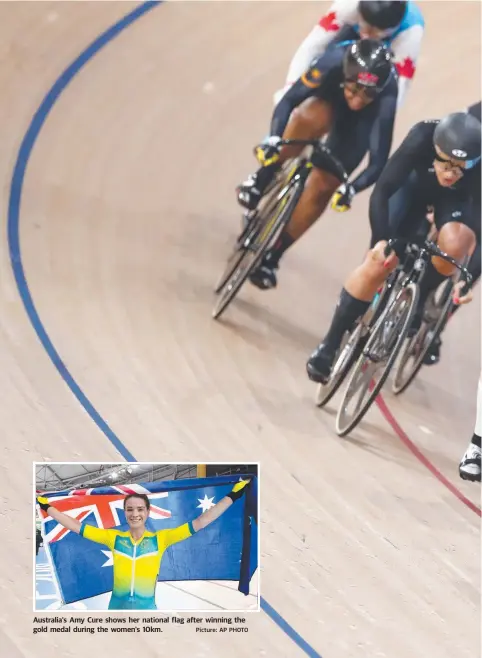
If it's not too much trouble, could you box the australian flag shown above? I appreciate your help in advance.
[37,475,258,605]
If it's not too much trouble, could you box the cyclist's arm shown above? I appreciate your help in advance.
[271,49,341,137]
[350,80,398,195]
[192,496,233,532]
[160,481,250,547]
[192,479,250,532]
[283,0,358,86]
[79,524,116,549]
[368,123,427,245]
[44,506,82,534]
[390,24,424,107]
[155,509,229,551]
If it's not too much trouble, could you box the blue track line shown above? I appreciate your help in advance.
[7,3,322,656]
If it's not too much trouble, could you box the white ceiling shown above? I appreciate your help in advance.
[35,463,197,491]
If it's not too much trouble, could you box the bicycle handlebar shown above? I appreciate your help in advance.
[256,139,348,183]
[384,237,473,290]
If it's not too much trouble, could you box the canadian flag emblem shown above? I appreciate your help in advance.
[319,11,340,32]
[395,58,416,79]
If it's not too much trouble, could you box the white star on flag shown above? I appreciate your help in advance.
[101,551,113,567]
[197,495,215,513]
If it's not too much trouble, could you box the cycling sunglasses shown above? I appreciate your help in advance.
[434,151,481,174]
[343,80,378,101]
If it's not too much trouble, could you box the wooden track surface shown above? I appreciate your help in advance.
[1,3,480,657]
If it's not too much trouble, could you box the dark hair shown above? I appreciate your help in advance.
[123,493,150,510]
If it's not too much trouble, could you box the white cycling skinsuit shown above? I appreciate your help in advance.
[274,0,425,107]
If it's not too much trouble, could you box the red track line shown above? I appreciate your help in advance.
[376,394,481,517]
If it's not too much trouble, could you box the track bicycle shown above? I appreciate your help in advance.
[212,140,347,320]
[335,237,472,437]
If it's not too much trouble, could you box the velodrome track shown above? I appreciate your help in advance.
[1,2,480,657]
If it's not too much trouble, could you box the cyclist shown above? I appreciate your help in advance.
[37,481,250,610]
[306,109,481,383]
[459,377,481,482]
[274,1,424,107]
[422,101,481,366]
[237,38,398,290]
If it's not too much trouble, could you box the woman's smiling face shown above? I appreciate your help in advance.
[124,496,149,530]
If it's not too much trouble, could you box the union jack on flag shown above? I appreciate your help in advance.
[40,483,171,544]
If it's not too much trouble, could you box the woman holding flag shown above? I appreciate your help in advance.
[37,479,250,610]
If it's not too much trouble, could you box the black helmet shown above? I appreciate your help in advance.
[343,39,393,93]
[434,112,482,168]
[358,1,407,30]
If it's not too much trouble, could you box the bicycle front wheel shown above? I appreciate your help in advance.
[391,279,453,395]
[212,177,304,320]
[335,282,419,437]
[213,167,298,295]
[315,325,364,408]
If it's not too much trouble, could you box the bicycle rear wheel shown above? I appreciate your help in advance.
[335,282,419,437]
[212,176,305,320]
[391,278,453,394]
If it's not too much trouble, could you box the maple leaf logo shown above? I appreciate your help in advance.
[395,58,416,79]
[319,11,340,32]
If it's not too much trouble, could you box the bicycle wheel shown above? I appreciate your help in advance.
[212,176,305,320]
[315,325,363,408]
[213,159,304,295]
[391,278,454,395]
[315,274,398,408]
[335,282,419,437]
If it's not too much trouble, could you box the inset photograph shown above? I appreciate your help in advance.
[35,462,259,612]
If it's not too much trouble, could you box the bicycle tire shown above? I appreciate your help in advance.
[315,325,363,408]
[391,278,454,395]
[335,282,419,437]
[212,176,305,320]
[315,274,397,408]
[213,159,304,295]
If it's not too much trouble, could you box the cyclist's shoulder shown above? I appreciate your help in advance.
[404,119,437,145]
[399,2,425,32]
[318,0,359,27]
[311,40,349,71]
[468,101,481,123]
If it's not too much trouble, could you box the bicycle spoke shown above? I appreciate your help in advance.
[336,283,419,436]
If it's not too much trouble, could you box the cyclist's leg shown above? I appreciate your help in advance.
[281,107,368,244]
[246,99,335,288]
[250,109,368,291]
[423,240,480,365]
[306,173,425,383]
[419,200,477,309]
[459,377,482,481]
[419,201,478,364]
[237,98,333,210]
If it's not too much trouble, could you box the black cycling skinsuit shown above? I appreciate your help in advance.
[270,42,399,191]
[369,119,481,247]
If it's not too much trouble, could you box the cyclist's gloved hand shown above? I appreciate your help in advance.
[227,479,250,503]
[255,136,282,167]
[37,496,51,512]
[331,183,355,212]
[453,279,473,305]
